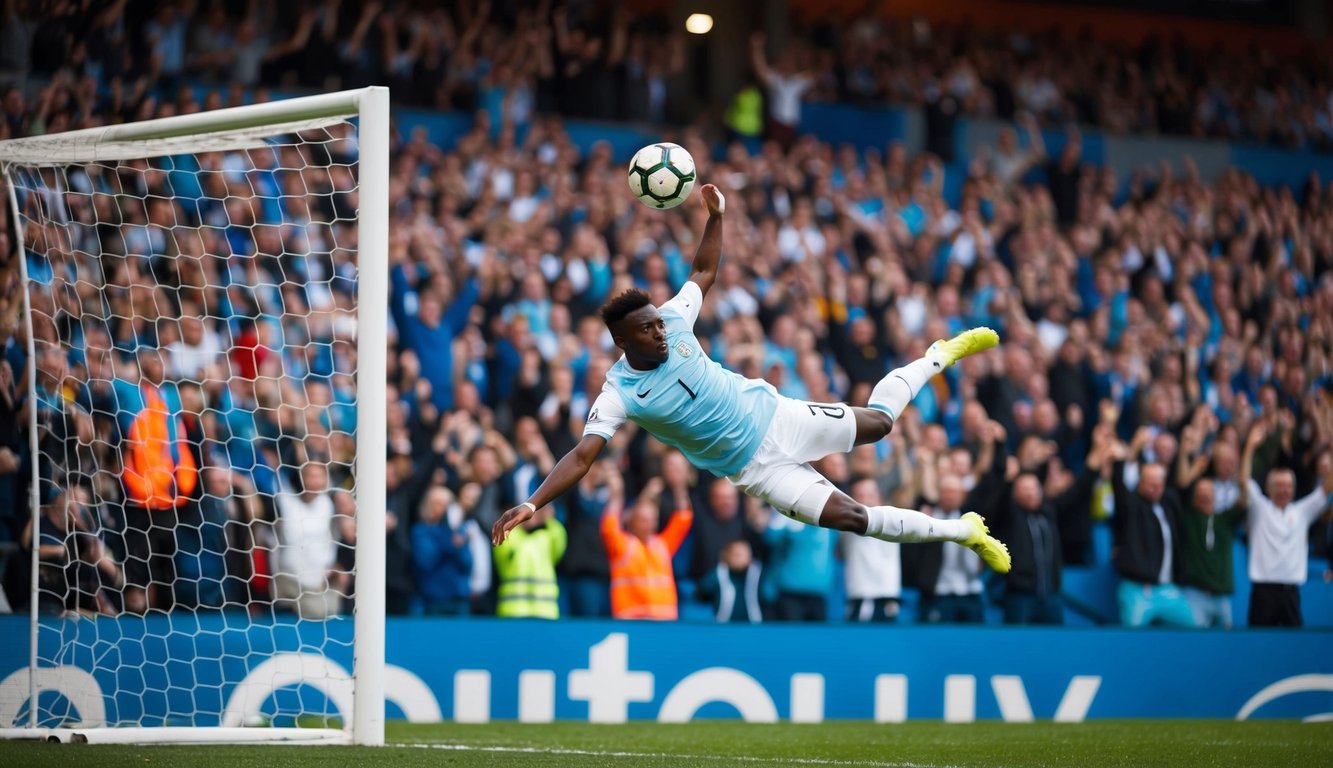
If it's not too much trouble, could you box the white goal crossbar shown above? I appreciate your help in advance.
[0,86,389,746]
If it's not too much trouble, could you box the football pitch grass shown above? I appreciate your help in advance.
[2,721,1330,767]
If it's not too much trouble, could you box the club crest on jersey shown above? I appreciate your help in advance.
[674,341,692,357]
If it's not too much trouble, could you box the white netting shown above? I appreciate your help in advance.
[2,118,364,731]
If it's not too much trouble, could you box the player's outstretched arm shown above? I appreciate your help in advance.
[491,434,607,545]
[688,184,726,299]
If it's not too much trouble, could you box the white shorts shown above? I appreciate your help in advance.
[727,396,857,525]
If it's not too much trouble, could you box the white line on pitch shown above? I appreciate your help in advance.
[397,742,942,767]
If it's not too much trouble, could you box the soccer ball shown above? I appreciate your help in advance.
[627,142,696,209]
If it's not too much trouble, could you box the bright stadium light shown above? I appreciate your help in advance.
[685,13,713,35]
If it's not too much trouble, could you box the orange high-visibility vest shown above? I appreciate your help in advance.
[123,385,197,510]
[602,507,693,620]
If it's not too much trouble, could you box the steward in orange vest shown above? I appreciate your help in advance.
[113,347,200,613]
[115,348,197,510]
[602,480,693,620]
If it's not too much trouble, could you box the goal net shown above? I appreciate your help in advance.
[0,88,388,745]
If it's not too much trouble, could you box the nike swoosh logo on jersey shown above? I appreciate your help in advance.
[637,389,652,398]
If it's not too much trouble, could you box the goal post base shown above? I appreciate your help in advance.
[0,726,352,745]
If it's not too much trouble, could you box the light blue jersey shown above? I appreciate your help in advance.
[584,282,779,477]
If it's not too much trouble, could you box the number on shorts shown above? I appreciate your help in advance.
[806,403,845,419]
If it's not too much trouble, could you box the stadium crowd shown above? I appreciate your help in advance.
[5,1,1333,150]
[1,0,1333,629]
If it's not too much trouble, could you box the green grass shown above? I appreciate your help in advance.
[2,721,1330,767]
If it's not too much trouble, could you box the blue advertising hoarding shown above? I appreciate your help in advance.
[1,616,1331,727]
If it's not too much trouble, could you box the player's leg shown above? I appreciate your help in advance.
[854,326,1000,445]
[851,407,895,446]
[740,384,1008,571]
[762,471,1010,573]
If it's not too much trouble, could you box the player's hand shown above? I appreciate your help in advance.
[700,184,725,216]
[492,503,537,546]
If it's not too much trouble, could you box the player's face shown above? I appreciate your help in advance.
[616,306,669,364]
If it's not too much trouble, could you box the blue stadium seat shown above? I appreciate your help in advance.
[1061,565,1120,626]
[1091,522,1113,565]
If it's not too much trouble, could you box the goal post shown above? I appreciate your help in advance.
[0,86,389,746]
[352,85,389,750]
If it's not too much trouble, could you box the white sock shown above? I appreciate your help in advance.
[864,505,971,543]
[867,357,940,420]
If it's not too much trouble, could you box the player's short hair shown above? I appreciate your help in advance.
[599,289,652,329]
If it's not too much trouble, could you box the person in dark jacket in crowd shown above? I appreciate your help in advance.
[688,477,764,584]
[1111,449,1194,628]
[987,426,1106,625]
[557,458,617,617]
[905,421,1008,623]
[383,445,445,614]
[412,486,474,615]
[698,538,763,623]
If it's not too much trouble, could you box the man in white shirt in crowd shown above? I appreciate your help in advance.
[166,311,223,381]
[275,462,341,619]
[1240,422,1333,627]
[841,477,902,622]
[989,113,1046,191]
[750,32,813,151]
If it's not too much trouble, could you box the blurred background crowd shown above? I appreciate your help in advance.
[7,0,1333,149]
[1,0,1331,628]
